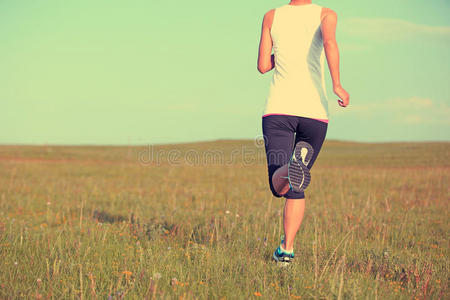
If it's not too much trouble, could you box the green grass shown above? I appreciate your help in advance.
[0,140,448,299]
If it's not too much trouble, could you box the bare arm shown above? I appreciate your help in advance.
[321,9,349,107]
[321,9,340,88]
[257,9,275,74]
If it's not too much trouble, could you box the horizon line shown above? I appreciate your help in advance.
[0,138,449,147]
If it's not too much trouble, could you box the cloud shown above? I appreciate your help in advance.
[330,96,450,125]
[340,17,450,43]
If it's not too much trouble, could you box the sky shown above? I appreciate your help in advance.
[1,0,449,145]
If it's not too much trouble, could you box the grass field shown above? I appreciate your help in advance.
[0,140,448,299]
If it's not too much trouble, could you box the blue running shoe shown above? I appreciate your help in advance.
[287,141,314,193]
[280,235,294,258]
[273,237,294,266]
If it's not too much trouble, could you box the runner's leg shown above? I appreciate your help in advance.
[262,115,297,198]
[282,117,328,251]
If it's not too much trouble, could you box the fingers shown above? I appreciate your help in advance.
[338,99,348,107]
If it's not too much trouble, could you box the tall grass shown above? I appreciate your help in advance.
[0,140,448,299]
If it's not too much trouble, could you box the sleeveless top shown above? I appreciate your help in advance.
[262,3,329,123]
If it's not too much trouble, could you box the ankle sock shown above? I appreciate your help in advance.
[280,243,293,254]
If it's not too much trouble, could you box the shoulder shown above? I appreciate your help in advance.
[262,8,276,27]
[320,7,337,23]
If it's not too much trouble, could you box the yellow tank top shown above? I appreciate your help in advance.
[262,4,329,120]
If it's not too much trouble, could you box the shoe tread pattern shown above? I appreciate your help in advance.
[288,141,314,193]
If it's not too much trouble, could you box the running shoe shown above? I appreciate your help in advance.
[287,141,314,193]
[273,236,294,266]
[280,235,294,258]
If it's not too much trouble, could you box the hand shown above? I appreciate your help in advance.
[333,85,350,107]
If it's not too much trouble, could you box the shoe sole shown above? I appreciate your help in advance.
[272,253,291,266]
[288,141,314,193]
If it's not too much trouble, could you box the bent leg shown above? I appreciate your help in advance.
[262,115,297,198]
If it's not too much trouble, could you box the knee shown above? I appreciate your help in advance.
[269,177,284,198]
[270,187,284,198]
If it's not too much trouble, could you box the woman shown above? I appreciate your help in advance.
[257,0,350,265]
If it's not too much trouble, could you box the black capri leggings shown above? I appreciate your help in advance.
[262,114,328,199]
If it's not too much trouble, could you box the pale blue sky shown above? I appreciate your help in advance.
[1,0,449,145]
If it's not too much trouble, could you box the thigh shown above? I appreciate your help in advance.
[262,115,297,197]
[262,115,297,169]
[294,117,328,169]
